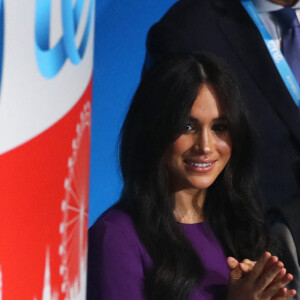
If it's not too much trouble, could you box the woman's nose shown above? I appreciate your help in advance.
[195,129,213,154]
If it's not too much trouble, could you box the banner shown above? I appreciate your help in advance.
[0,1,94,299]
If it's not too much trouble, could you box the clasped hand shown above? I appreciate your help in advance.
[227,252,297,300]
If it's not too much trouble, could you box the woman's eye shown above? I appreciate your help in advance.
[184,124,194,132]
[212,123,228,133]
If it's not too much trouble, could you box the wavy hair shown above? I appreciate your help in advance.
[118,53,269,300]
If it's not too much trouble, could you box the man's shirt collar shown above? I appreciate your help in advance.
[251,0,300,12]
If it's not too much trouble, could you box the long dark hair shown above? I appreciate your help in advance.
[118,53,269,299]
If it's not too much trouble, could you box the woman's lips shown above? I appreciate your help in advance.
[184,159,216,173]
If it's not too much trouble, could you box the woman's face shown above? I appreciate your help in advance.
[166,84,232,193]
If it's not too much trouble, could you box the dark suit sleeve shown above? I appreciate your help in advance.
[143,0,205,72]
[267,200,300,296]
[143,20,189,73]
[143,0,226,73]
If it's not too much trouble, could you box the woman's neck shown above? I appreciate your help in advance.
[173,189,205,224]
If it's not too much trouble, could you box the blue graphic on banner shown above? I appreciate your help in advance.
[0,0,4,94]
[35,0,94,79]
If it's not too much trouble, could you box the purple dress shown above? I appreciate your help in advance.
[87,208,230,300]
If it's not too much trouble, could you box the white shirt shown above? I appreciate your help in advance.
[252,0,300,48]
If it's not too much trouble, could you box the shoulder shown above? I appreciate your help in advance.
[145,0,235,57]
[88,205,154,266]
[87,206,152,299]
[90,206,136,235]
[148,0,211,38]
[158,0,214,21]
[148,0,231,31]
[147,0,245,36]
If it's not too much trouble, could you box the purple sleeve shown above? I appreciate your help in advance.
[87,219,146,300]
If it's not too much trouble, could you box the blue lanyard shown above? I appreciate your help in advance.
[241,0,300,108]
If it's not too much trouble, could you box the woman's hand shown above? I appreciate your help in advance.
[226,252,297,300]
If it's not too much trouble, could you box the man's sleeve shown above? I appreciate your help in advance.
[143,10,192,74]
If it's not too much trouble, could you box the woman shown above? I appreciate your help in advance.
[87,54,296,299]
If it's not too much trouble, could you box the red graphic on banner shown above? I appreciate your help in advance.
[0,77,92,300]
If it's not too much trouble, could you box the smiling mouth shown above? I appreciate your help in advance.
[185,160,215,168]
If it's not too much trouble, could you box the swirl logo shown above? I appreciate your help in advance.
[35,0,94,79]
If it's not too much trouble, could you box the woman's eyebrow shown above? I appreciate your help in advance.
[188,116,198,122]
[214,116,227,122]
[188,115,227,123]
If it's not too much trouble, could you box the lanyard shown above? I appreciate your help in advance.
[241,0,300,108]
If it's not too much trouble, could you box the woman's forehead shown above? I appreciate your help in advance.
[189,84,223,120]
